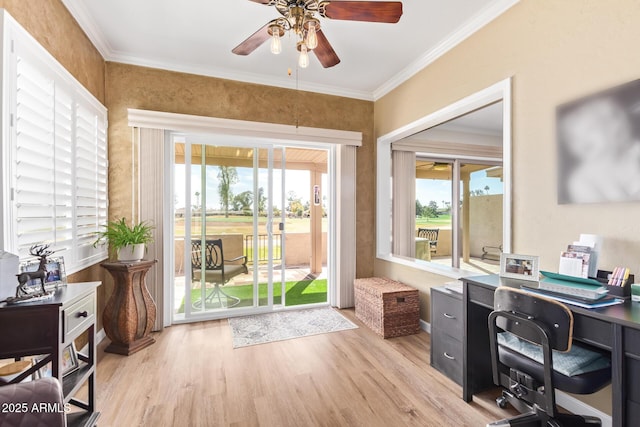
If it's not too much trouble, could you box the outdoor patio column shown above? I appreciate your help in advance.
[310,168,323,274]
[462,173,471,263]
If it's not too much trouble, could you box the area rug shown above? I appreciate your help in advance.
[228,307,358,348]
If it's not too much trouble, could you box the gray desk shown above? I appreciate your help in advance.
[462,274,640,427]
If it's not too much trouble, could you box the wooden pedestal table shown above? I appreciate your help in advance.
[101,260,157,355]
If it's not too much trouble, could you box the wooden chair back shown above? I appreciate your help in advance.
[493,287,573,352]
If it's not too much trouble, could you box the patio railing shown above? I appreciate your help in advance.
[244,234,282,263]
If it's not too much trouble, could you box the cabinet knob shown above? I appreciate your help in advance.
[77,311,88,318]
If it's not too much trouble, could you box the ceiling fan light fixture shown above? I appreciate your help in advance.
[270,31,282,54]
[233,0,403,68]
[305,19,319,50]
[268,23,285,55]
[298,42,309,68]
[290,6,305,34]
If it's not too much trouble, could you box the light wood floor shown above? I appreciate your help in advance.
[91,309,514,426]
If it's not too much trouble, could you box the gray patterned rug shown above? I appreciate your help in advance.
[228,307,358,348]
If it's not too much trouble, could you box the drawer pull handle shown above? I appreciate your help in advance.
[443,313,456,319]
[443,352,455,360]
[77,311,89,318]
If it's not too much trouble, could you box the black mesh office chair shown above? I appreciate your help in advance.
[417,228,439,255]
[487,287,611,427]
[191,239,248,309]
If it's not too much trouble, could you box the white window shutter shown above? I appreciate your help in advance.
[4,16,109,273]
[14,56,56,257]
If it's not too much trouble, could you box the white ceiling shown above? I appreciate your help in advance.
[61,0,518,100]
[437,100,504,136]
[405,101,504,146]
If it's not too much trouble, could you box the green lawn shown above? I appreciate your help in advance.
[416,214,452,228]
[178,279,327,313]
[174,216,328,237]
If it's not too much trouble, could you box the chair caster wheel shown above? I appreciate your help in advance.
[496,396,508,409]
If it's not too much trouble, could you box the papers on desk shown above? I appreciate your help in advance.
[522,287,624,309]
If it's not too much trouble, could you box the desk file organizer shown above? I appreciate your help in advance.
[595,269,633,299]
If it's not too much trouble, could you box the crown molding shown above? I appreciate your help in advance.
[106,51,374,101]
[372,0,520,101]
[61,0,519,102]
[59,0,113,58]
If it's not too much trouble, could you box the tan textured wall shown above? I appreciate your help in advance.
[4,1,107,331]
[373,0,640,415]
[105,62,375,278]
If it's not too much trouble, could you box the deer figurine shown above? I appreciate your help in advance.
[15,244,55,297]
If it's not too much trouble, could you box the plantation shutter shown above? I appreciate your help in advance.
[75,101,108,264]
[14,56,58,257]
[5,16,108,273]
[53,88,75,257]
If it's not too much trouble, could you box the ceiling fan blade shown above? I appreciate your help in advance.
[313,29,340,68]
[232,22,272,56]
[249,0,273,4]
[321,1,403,23]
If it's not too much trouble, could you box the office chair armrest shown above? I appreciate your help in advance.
[225,255,247,266]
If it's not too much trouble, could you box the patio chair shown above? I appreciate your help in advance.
[417,228,439,256]
[191,239,248,309]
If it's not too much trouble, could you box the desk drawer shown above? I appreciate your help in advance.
[63,294,95,342]
[626,356,640,403]
[627,399,640,424]
[467,283,494,308]
[573,316,611,350]
[431,329,463,385]
[432,290,463,338]
[625,328,640,356]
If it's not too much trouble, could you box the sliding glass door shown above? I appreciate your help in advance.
[171,136,329,321]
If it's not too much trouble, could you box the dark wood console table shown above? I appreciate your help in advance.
[101,260,157,356]
[463,274,640,427]
[0,281,101,427]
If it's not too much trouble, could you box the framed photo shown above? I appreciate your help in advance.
[61,343,79,377]
[500,253,539,282]
[31,354,52,379]
[19,256,67,293]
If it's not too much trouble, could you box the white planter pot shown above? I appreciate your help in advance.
[117,244,145,262]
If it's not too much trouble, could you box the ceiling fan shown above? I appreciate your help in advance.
[232,0,403,69]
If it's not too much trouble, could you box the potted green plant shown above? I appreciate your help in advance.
[93,218,154,262]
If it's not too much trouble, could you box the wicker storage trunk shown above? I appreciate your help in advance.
[354,277,420,338]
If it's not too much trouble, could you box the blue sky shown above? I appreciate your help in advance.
[416,169,503,208]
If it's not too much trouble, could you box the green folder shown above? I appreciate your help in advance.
[539,271,603,287]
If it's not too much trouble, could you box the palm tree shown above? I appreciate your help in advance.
[484,185,490,195]
[218,166,238,218]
